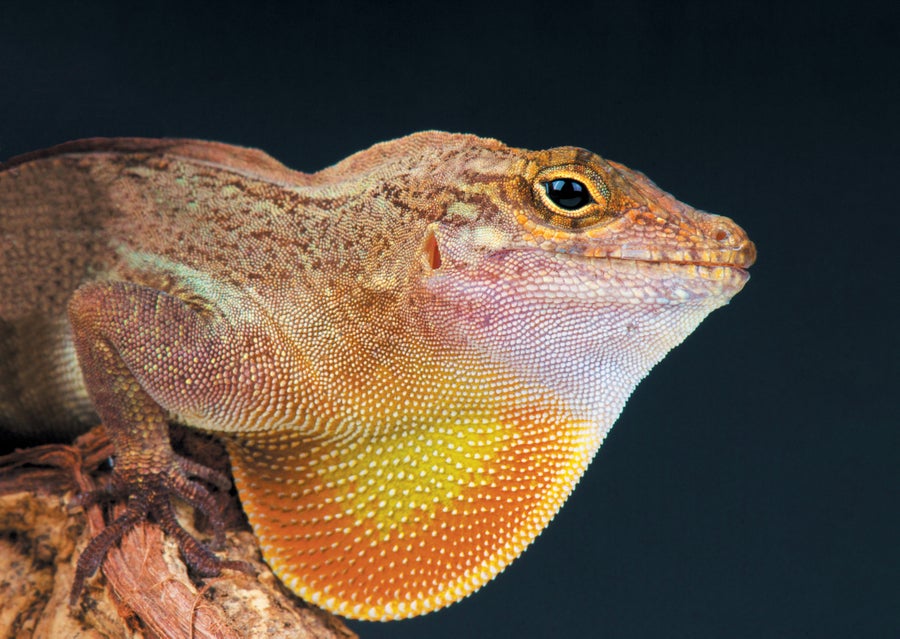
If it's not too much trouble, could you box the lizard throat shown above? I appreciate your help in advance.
[227,402,600,620]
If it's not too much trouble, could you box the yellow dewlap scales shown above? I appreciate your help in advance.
[231,394,598,619]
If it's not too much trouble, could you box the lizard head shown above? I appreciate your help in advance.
[416,132,756,413]
[229,132,755,620]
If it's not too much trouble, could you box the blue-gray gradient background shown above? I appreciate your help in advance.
[2,1,896,637]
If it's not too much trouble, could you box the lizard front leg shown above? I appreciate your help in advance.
[67,280,249,603]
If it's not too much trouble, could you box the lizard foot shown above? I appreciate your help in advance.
[70,458,254,605]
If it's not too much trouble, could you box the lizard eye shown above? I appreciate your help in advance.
[532,165,611,229]
[544,178,592,210]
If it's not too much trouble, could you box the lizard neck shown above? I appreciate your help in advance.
[227,250,746,619]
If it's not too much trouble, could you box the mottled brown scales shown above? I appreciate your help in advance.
[0,132,754,620]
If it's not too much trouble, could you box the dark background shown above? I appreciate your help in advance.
[2,1,897,637]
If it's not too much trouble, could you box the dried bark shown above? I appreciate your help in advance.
[0,426,357,639]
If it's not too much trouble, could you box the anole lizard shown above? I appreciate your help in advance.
[0,132,755,620]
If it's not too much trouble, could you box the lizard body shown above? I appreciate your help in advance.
[0,132,755,620]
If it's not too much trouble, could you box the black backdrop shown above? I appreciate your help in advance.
[2,1,897,637]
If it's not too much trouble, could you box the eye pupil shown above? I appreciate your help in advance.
[545,178,592,210]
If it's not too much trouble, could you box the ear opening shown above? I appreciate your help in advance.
[422,228,442,270]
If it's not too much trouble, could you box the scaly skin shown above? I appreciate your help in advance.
[0,132,755,620]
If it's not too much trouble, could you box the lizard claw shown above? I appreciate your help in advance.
[70,455,241,605]
[70,473,123,510]
[175,452,232,493]
[70,493,149,605]
[156,497,256,578]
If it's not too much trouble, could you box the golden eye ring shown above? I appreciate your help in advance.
[532,165,611,229]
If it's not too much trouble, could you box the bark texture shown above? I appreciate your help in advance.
[0,426,357,639]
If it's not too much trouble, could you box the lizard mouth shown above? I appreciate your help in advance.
[587,239,757,272]
[602,257,752,288]
[557,245,755,278]
[530,250,754,297]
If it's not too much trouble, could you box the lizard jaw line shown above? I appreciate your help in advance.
[621,258,750,275]
[549,252,753,282]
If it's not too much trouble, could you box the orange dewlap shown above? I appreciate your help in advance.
[228,391,599,620]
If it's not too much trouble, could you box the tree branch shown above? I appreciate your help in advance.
[0,425,357,639]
